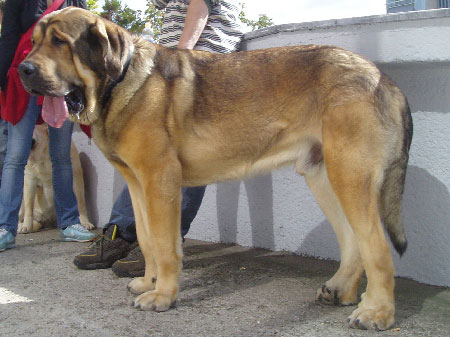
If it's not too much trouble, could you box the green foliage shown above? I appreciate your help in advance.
[101,0,121,22]
[118,7,146,33]
[144,1,165,40]
[84,0,274,36]
[86,0,99,14]
[239,3,274,31]
[253,14,274,30]
[101,0,146,33]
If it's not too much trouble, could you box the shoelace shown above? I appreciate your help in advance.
[87,225,119,259]
[126,246,142,260]
[69,224,89,232]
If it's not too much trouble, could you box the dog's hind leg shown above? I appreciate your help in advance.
[322,103,396,330]
[303,161,364,306]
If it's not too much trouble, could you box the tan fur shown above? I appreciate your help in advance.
[18,124,94,233]
[19,8,413,330]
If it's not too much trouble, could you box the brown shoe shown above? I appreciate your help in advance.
[111,245,144,277]
[73,224,137,270]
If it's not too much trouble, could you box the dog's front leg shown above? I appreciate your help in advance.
[18,176,38,234]
[134,165,183,312]
[120,161,183,312]
[127,181,158,295]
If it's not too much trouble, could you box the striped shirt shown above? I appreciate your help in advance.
[152,0,244,53]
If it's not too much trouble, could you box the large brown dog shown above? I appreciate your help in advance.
[19,8,413,331]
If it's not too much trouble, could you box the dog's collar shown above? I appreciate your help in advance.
[102,44,134,106]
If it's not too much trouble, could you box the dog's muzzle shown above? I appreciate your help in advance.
[19,61,86,116]
[18,61,44,95]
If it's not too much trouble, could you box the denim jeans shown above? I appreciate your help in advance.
[0,96,80,236]
[108,185,206,242]
[0,119,8,187]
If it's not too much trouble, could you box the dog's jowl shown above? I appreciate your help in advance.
[19,7,413,331]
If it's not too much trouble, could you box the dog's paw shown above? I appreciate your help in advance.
[127,277,156,295]
[80,220,95,230]
[316,284,358,306]
[347,297,395,331]
[18,222,33,234]
[132,290,176,312]
[32,220,43,232]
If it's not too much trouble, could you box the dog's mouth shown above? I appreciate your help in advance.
[64,87,86,116]
[40,86,87,128]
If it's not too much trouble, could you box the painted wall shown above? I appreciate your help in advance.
[188,9,450,287]
[75,9,450,287]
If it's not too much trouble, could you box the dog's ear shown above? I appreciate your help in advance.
[90,18,132,80]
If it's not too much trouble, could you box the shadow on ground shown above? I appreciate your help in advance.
[0,230,449,337]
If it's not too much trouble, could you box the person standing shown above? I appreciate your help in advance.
[0,0,96,252]
[0,0,8,188]
[73,0,244,276]
[0,0,5,29]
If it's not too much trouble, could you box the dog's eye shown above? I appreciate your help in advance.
[52,36,65,46]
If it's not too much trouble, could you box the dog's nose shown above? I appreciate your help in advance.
[18,61,37,78]
[31,139,36,149]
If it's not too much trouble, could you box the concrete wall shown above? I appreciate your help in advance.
[75,9,450,287]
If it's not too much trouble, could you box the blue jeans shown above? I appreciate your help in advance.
[0,118,8,187]
[0,96,80,236]
[109,185,206,242]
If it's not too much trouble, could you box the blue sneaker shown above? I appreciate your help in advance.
[0,228,15,251]
[60,224,97,242]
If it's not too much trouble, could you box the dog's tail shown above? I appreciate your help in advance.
[379,98,413,257]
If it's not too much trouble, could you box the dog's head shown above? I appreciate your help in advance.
[29,124,49,163]
[19,7,133,125]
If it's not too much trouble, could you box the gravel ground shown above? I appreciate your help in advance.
[0,229,449,337]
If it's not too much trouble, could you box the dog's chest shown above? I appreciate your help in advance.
[25,157,53,183]
[91,128,123,165]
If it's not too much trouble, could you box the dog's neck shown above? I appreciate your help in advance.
[102,44,135,107]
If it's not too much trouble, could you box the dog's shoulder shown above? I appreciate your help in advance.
[150,45,222,82]
[153,47,180,81]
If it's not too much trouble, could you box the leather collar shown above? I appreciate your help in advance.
[102,44,134,106]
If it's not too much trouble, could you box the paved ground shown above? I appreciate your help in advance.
[0,229,449,337]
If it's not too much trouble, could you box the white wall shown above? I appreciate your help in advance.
[72,126,125,229]
[188,9,450,287]
[75,9,450,287]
